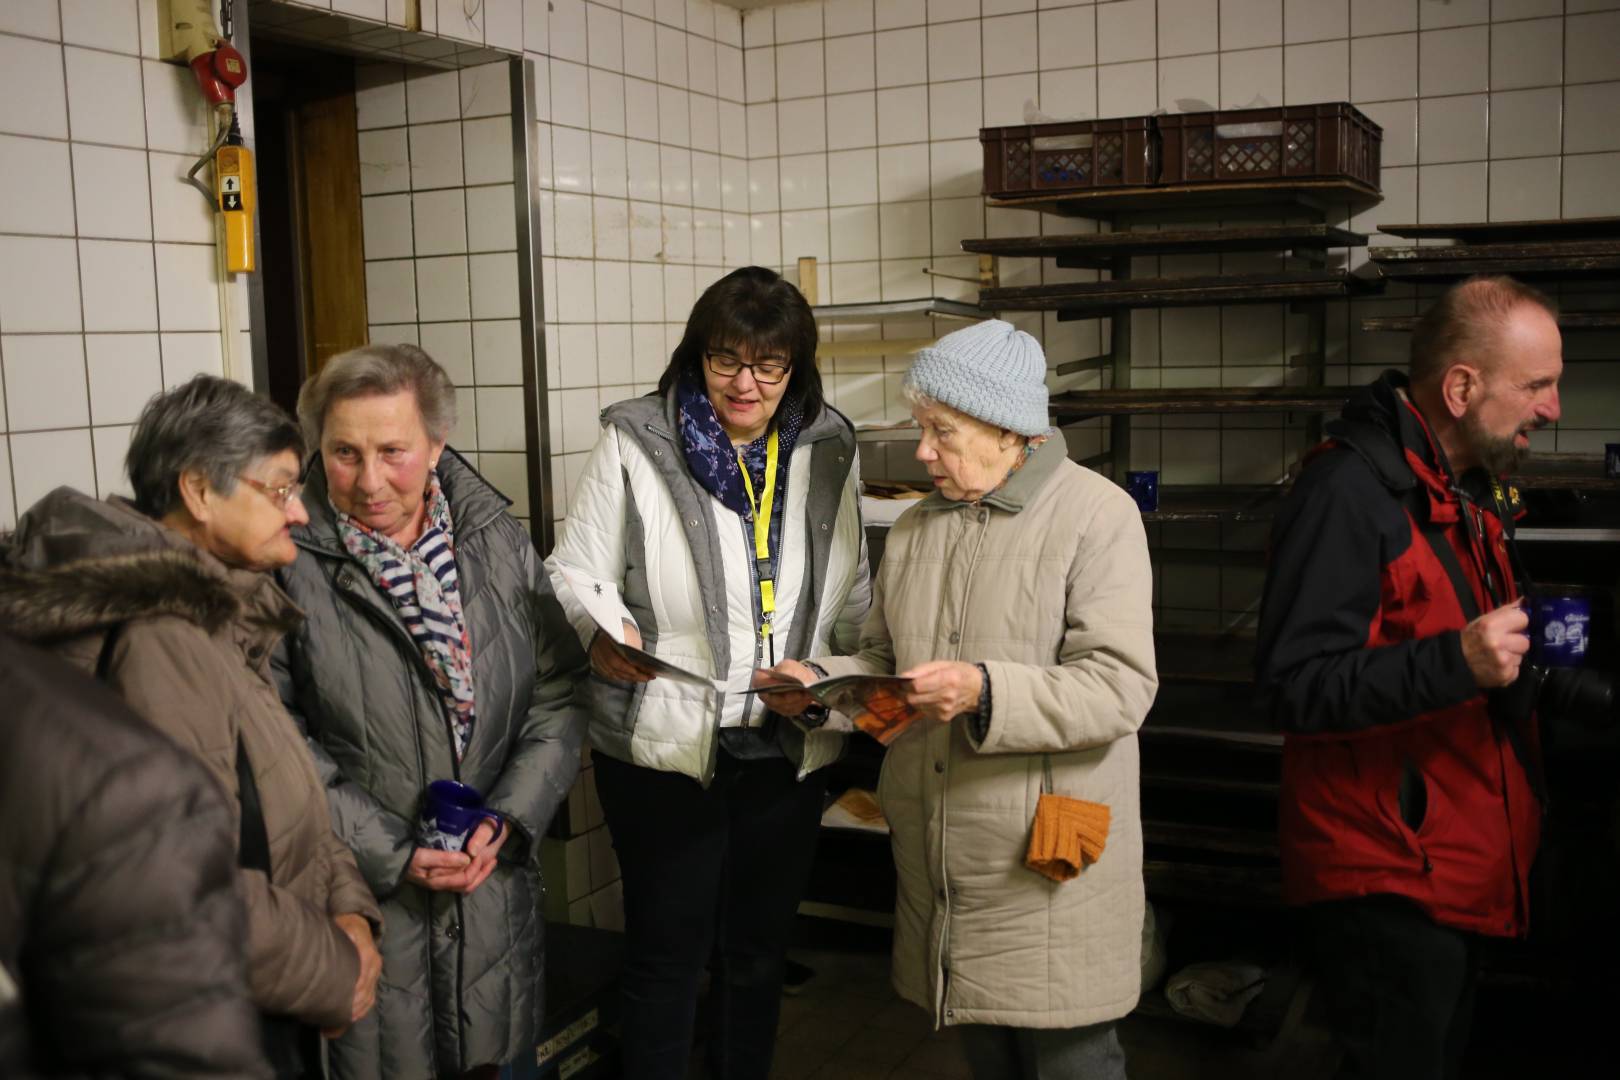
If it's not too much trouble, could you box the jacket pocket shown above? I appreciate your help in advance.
[1377,757,1434,872]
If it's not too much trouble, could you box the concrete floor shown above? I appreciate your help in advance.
[678,944,1587,1080]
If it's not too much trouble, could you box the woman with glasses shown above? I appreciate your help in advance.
[272,344,587,1080]
[1,375,383,1078]
[545,266,870,1079]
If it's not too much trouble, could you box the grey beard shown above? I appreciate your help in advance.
[1460,411,1530,476]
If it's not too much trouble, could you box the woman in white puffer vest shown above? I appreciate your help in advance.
[544,266,869,1080]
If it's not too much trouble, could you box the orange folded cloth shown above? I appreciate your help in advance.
[1025,793,1111,883]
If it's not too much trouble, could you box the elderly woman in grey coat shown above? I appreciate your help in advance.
[273,345,588,1080]
[767,321,1158,1080]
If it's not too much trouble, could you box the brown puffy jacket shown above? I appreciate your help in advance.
[0,488,382,1030]
[0,632,270,1077]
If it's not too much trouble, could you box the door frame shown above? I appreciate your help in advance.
[236,5,556,554]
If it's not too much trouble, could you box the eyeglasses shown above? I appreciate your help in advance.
[706,350,790,385]
[238,475,305,510]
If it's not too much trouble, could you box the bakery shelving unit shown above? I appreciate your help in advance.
[967,183,1381,484]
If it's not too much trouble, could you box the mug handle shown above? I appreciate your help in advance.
[476,811,504,846]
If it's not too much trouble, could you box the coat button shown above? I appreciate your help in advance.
[688,519,698,527]
[933,760,944,774]
[820,522,829,531]
[709,604,718,613]
[946,1009,955,1019]
[948,631,960,644]
[653,448,663,457]
[446,923,461,941]
[837,455,846,464]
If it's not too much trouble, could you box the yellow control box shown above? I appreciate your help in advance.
[214,143,255,273]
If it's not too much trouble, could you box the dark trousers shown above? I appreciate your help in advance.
[592,749,827,1080]
[1299,896,1482,1080]
[959,1022,1127,1080]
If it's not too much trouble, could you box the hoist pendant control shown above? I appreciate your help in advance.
[215,143,256,273]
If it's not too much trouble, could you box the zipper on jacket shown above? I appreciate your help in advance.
[332,570,464,783]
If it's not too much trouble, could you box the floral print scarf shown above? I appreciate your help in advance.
[675,374,804,514]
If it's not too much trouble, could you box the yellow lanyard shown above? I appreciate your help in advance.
[736,429,780,656]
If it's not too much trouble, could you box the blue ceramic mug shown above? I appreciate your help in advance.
[1125,470,1160,513]
[419,780,504,852]
[1532,594,1592,668]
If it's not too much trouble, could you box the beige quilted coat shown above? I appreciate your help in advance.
[817,432,1157,1030]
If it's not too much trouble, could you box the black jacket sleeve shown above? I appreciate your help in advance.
[1256,451,1480,734]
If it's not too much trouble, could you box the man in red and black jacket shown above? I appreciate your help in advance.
[1257,276,1564,1080]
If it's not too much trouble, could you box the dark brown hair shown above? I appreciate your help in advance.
[657,266,824,425]
[1409,275,1559,386]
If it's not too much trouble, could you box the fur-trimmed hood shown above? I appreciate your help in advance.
[0,486,299,646]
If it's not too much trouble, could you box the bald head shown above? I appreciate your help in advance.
[1406,275,1563,476]
[1409,275,1559,386]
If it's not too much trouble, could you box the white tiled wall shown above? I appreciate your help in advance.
[354,58,534,520]
[0,1,248,527]
[527,0,758,524]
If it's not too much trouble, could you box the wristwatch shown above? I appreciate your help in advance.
[800,661,831,727]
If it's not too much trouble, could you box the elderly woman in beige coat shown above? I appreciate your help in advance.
[767,320,1158,1078]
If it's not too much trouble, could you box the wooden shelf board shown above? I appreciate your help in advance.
[982,271,1373,313]
[1144,485,1286,523]
[810,297,982,323]
[1144,859,1283,907]
[1361,312,1620,332]
[1516,527,1620,543]
[855,423,921,444]
[1144,820,1280,859]
[1375,216,1620,243]
[1155,630,1259,683]
[1370,239,1620,261]
[961,224,1367,264]
[1368,240,1620,279]
[1141,771,1280,798]
[1050,385,1353,417]
[986,177,1383,218]
[1515,454,1620,493]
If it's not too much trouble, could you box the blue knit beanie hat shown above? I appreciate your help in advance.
[904,319,1050,436]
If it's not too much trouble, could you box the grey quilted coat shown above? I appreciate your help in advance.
[274,451,589,1080]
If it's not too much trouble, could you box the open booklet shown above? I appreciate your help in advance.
[552,565,713,689]
[746,672,920,746]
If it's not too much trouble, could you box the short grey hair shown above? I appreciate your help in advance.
[297,343,457,446]
[127,375,306,519]
[900,382,936,411]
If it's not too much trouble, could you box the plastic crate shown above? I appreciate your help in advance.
[1156,103,1382,190]
[981,118,1155,198]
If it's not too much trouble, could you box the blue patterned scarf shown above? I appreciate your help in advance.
[336,475,476,760]
[675,375,804,514]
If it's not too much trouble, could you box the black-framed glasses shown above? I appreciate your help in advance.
[238,475,305,509]
[706,350,790,385]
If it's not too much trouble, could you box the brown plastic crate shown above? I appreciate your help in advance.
[1156,103,1382,190]
[981,118,1155,198]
